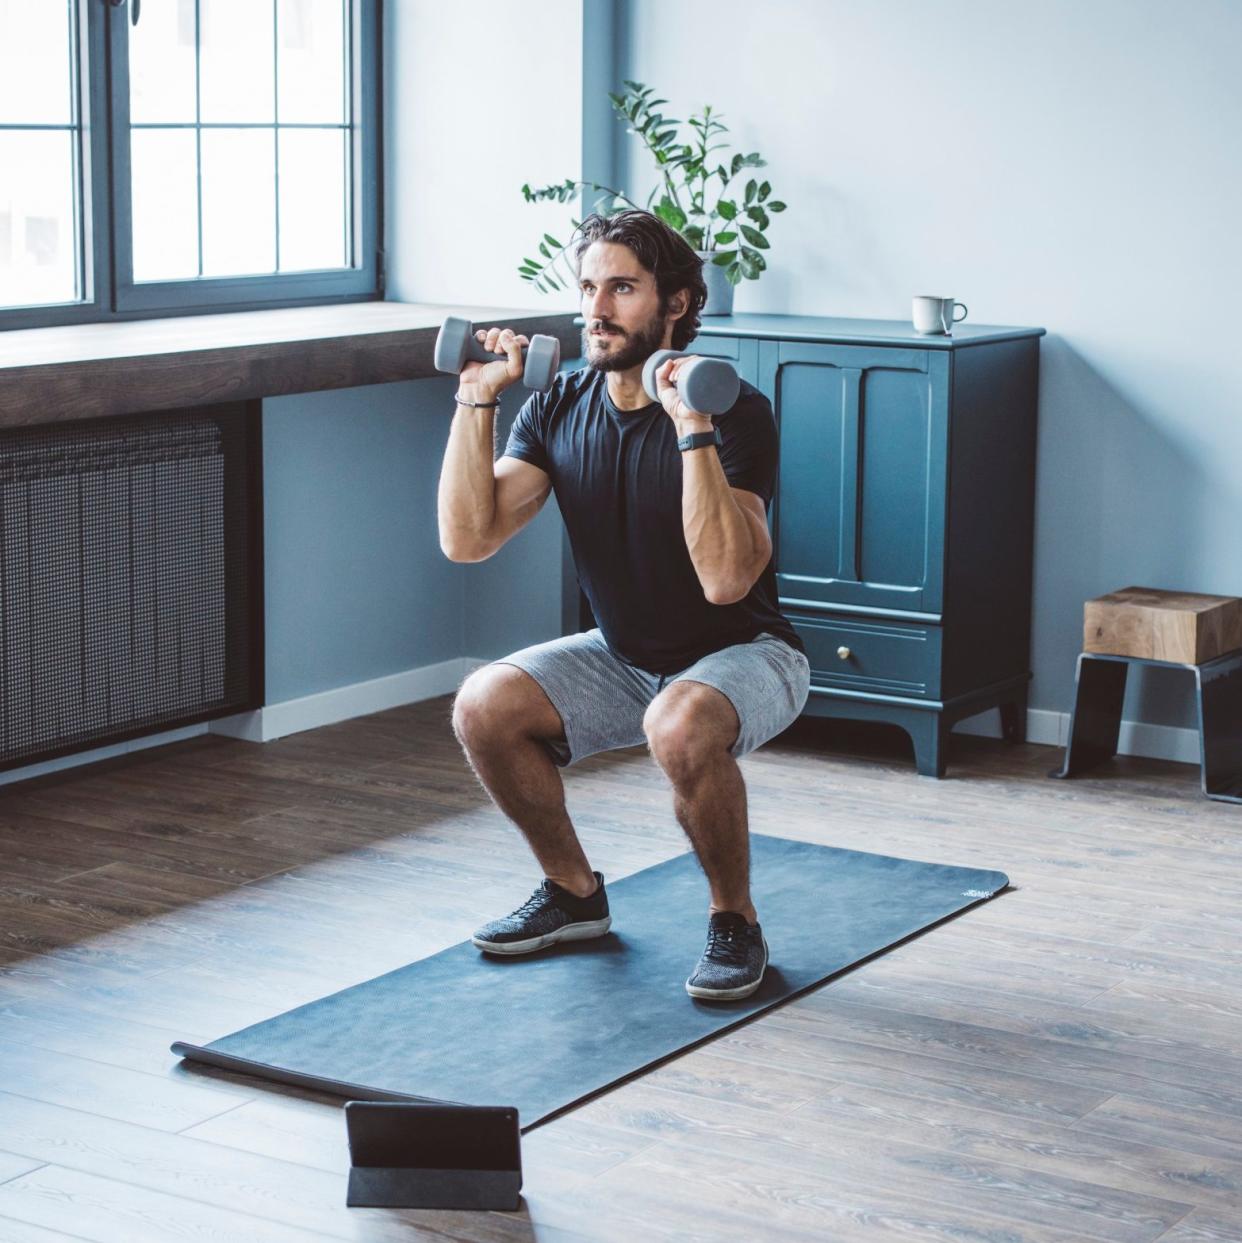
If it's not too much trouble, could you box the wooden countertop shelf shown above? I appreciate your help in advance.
[0,301,582,426]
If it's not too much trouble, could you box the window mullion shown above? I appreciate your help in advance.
[273,0,280,275]
[195,0,203,280]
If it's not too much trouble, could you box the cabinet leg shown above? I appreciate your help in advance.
[1196,651,1242,803]
[1050,654,1127,779]
[1000,693,1028,744]
[907,714,948,779]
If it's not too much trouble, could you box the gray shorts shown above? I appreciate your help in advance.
[493,628,811,768]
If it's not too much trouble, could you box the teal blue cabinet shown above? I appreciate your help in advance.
[704,316,1044,776]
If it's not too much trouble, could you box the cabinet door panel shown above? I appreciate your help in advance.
[858,363,934,588]
[761,340,947,614]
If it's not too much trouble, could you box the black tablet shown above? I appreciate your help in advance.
[344,1101,522,1210]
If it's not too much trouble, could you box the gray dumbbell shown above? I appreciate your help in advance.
[641,349,741,416]
[434,315,561,392]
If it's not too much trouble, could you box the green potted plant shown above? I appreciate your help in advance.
[517,81,786,316]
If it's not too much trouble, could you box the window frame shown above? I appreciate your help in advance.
[0,0,382,332]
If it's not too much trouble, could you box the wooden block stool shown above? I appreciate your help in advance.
[1051,587,1242,803]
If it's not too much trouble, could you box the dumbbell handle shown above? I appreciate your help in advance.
[461,333,531,366]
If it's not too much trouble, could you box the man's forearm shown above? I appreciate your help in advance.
[680,433,766,604]
[437,402,499,559]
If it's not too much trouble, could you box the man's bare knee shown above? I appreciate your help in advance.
[452,664,566,754]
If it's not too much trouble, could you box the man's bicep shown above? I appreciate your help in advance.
[489,454,553,547]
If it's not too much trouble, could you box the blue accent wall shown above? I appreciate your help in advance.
[262,378,464,702]
[262,372,569,704]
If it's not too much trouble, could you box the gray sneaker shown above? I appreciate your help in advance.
[472,872,611,955]
[685,912,768,1000]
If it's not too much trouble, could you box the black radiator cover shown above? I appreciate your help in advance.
[0,402,263,772]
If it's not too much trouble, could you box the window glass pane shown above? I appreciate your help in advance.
[278,0,345,125]
[278,128,345,271]
[201,128,275,277]
[0,0,72,126]
[129,0,197,125]
[131,130,199,282]
[200,0,275,125]
[0,131,76,308]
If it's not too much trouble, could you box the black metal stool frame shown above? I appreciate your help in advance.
[1051,649,1242,804]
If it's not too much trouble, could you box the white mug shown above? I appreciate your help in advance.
[912,296,968,335]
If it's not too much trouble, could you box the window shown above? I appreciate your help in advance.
[0,0,381,330]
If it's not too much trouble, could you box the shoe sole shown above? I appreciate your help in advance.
[471,915,612,955]
[685,941,769,1001]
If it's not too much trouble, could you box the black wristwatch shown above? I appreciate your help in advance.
[677,427,723,452]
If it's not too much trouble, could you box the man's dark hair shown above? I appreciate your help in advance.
[573,209,707,351]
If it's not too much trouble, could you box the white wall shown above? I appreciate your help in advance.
[618,0,1242,732]
[385,0,585,314]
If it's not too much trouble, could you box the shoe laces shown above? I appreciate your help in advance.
[704,917,752,966]
[510,881,557,920]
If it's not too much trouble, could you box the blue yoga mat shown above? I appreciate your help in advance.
[172,835,1008,1129]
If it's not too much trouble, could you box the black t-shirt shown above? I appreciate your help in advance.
[504,365,805,676]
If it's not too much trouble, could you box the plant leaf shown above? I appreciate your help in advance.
[716,199,737,221]
[767,200,786,212]
[745,205,769,230]
[712,249,737,266]
[744,179,757,205]
[726,262,743,286]
[758,180,771,201]
[654,197,687,231]
[739,224,769,249]
[713,230,737,245]
[740,245,767,273]
[739,251,762,280]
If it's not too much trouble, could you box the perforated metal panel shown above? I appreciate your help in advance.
[0,404,262,771]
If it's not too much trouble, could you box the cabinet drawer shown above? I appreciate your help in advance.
[788,610,941,699]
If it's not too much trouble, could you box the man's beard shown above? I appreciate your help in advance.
[581,310,667,375]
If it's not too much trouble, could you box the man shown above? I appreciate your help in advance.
[437,209,810,1000]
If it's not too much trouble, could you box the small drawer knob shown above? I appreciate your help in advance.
[837,645,851,661]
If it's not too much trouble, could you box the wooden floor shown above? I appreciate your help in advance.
[0,698,1240,1242]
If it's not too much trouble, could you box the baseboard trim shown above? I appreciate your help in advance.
[0,657,494,786]
[953,705,1202,766]
[210,656,491,743]
[0,723,209,787]
[2,672,1201,787]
